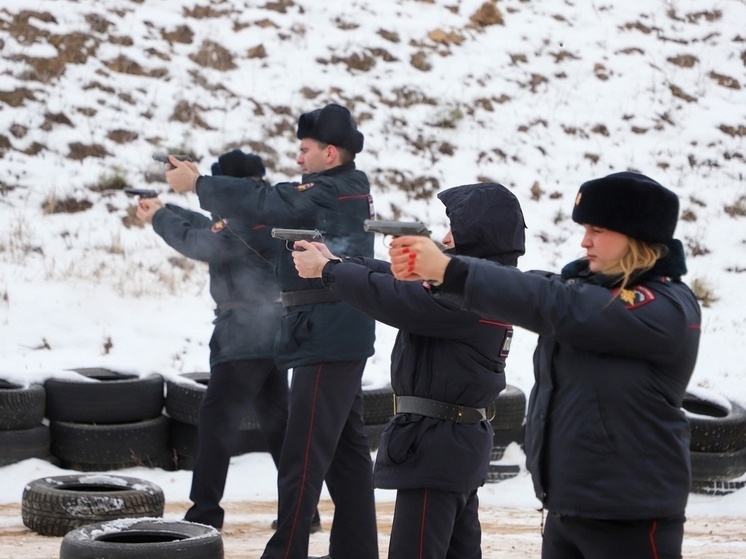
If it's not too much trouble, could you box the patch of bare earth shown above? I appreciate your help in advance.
[0,500,743,558]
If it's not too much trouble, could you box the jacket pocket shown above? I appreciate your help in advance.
[277,308,311,355]
[380,417,422,467]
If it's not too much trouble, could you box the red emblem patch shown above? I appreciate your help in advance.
[296,182,315,192]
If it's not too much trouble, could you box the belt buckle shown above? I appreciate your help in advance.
[392,394,398,415]
[455,404,464,423]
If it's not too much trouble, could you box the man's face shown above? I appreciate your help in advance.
[297,138,331,174]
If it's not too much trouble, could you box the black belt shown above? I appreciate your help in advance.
[393,395,487,424]
[281,289,341,307]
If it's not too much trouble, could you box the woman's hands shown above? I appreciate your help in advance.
[389,236,451,284]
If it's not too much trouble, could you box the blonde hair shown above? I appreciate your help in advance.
[599,238,666,293]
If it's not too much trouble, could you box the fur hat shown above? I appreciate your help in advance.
[212,149,265,178]
[296,103,364,154]
[571,171,679,244]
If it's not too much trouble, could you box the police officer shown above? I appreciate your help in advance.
[165,104,378,559]
[389,172,702,559]
[137,149,294,530]
[292,182,526,559]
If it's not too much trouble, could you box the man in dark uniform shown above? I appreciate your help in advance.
[165,104,378,559]
[137,149,299,531]
[292,182,526,559]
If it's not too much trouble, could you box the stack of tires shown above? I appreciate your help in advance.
[684,388,746,496]
[486,384,526,483]
[164,372,266,470]
[0,379,50,465]
[45,368,169,471]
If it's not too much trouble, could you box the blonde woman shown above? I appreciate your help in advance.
[388,172,701,559]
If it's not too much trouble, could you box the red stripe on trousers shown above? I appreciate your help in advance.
[649,519,659,559]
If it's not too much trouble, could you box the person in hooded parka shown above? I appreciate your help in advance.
[291,182,526,559]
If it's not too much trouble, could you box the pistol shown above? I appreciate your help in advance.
[124,188,159,198]
[271,228,324,251]
[152,153,192,164]
[363,219,431,237]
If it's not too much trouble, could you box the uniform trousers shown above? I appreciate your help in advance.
[184,358,288,529]
[542,512,685,559]
[388,487,481,559]
[261,360,378,559]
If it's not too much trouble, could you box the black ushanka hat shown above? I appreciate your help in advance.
[572,171,679,244]
[215,149,265,178]
[296,103,364,154]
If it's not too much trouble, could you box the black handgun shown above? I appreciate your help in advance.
[271,228,324,251]
[152,153,192,164]
[363,219,431,237]
[124,188,159,198]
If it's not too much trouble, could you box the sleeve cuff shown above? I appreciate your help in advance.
[321,259,341,287]
[439,257,469,294]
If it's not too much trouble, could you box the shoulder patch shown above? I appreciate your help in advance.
[211,219,228,233]
[296,182,315,192]
[617,286,655,309]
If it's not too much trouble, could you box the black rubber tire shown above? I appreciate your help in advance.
[45,369,164,424]
[59,518,223,559]
[488,385,526,431]
[683,391,746,453]
[363,386,394,425]
[50,415,169,470]
[22,474,165,537]
[690,446,746,482]
[365,422,387,451]
[0,425,51,466]
[491,423,525,461]
[167,418,268,467]
[164,372,259,429]
[485,464,521,483]
[691,479,746,496]
[0,380,45,430]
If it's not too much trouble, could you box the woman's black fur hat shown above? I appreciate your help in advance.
[296,103,364,154]
[572,171,679,244]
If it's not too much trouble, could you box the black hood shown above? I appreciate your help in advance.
[437,182,526,265]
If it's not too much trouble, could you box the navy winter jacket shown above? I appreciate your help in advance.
[152,203,281,367]
[194,162,375,369]
[441,246,701,519]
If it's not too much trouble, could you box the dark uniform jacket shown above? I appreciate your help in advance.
[442,245,701,519]
[320,183,526,493]
[152,204,281,367]
[194,162,375,369]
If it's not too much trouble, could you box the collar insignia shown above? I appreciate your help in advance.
[617,286,655,309]
[297,182,315,192]
[211,219,228,233]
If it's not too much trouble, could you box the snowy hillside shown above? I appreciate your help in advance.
[0,0,744,404]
